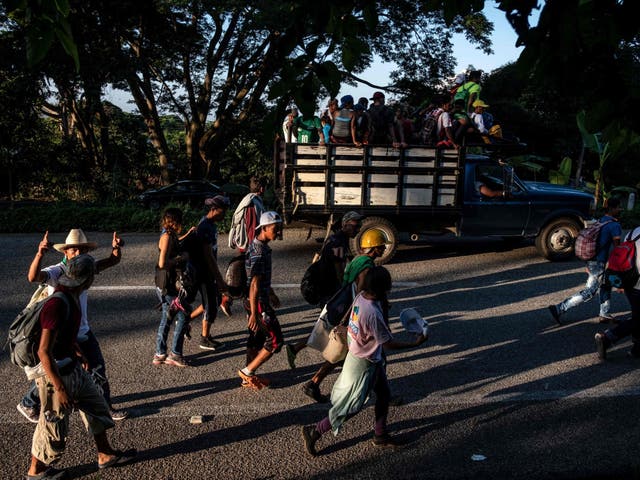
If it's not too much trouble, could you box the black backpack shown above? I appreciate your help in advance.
[6,291,70,369]
[300,255,339,306]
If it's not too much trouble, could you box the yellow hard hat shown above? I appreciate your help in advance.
[360,230,389,249]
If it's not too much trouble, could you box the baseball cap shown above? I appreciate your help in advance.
[204,195,231,209]
[256,211,282,231]
[340,95,354,108]
[473,99,490,108]
[342,211,364,225]
[370,91,385,101]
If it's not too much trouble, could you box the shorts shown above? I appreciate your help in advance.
[245,301,283,353]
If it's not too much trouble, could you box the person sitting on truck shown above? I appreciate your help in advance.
[368,91,404,147]
[451,99,480,146]
[434,95,457,149]
[331,95,357,144]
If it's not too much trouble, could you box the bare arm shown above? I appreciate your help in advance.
[383,333,428,351]
[202,241,228,292]
[28,232,51,283]
[95,231,122,274]
[38,328,72,411]
[248,275,260,332]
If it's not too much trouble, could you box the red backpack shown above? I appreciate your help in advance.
[606,231,640,289]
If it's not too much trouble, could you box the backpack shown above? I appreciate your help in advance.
[574,220,613,261]
[300,255,339,306]
[6,291,70,369]
[421,109,443,145]
[606,231,640,289]
[228,194,264,250]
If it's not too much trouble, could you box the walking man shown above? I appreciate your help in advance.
[549,197,623,324]
[25,254,135,480]
[221,176,266,316]
[185,195,230,350]
[238,211,284,390]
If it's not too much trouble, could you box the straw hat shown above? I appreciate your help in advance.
[53,229,98,253]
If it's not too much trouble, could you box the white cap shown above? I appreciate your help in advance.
[255,211,282,231]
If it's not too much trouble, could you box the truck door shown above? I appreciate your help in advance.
[460,164,530,236]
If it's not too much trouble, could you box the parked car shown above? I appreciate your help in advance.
[138,180,223,209]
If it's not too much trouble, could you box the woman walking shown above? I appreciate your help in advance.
[153,208,190,367]
[301,266,428,456]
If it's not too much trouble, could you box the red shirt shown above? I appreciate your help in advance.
[40,288,80,360]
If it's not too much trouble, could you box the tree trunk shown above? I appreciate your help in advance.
[126,72,173,185]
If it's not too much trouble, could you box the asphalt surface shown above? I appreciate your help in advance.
[1,230,639,479]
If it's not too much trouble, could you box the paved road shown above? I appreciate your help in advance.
[1,231,639,479]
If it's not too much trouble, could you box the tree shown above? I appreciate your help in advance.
[112,1,494,181]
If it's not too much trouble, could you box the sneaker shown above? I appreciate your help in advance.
[302,381,329,403]
[109,408,129,421]
[199,335,223,351]
[595,333,611,360]
[220,295,233,317]
[301,425,321,457]
[165,353,189,367]
[238,370,270,390]
[17,403,39,423]
[548,305,562,325]
[286,344,297,369]
[372,433,400,448]
[152,354,166,365]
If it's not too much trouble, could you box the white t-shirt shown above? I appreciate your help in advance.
[42,262,90,337]
[471,112,487,134]
[436,111,452,138]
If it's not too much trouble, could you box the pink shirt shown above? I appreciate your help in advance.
[347,293,392,363]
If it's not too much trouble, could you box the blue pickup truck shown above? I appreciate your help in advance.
[274,144,594,263]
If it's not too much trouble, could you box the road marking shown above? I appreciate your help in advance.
[4,386,640,424]
[93,282,422,291]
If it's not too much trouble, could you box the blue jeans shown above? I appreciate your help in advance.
[22,329,112,409]
[156,292,187,356]
[559,261,611,317]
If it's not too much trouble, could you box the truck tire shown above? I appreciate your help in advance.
[535,217,581,261]
[350,216,399,265]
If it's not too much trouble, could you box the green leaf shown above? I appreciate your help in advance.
[54,22,79,71]
[53,0,71,17]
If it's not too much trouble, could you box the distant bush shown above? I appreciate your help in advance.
[0,202,232,233]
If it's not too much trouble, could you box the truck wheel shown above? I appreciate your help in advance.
[535,217,581,261]
[350,217,399,265]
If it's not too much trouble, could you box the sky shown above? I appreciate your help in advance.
[105,3,541,114]
[334,3,541,108]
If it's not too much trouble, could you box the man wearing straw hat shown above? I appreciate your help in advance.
[17,229,128,424]
[25,254,136,480]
